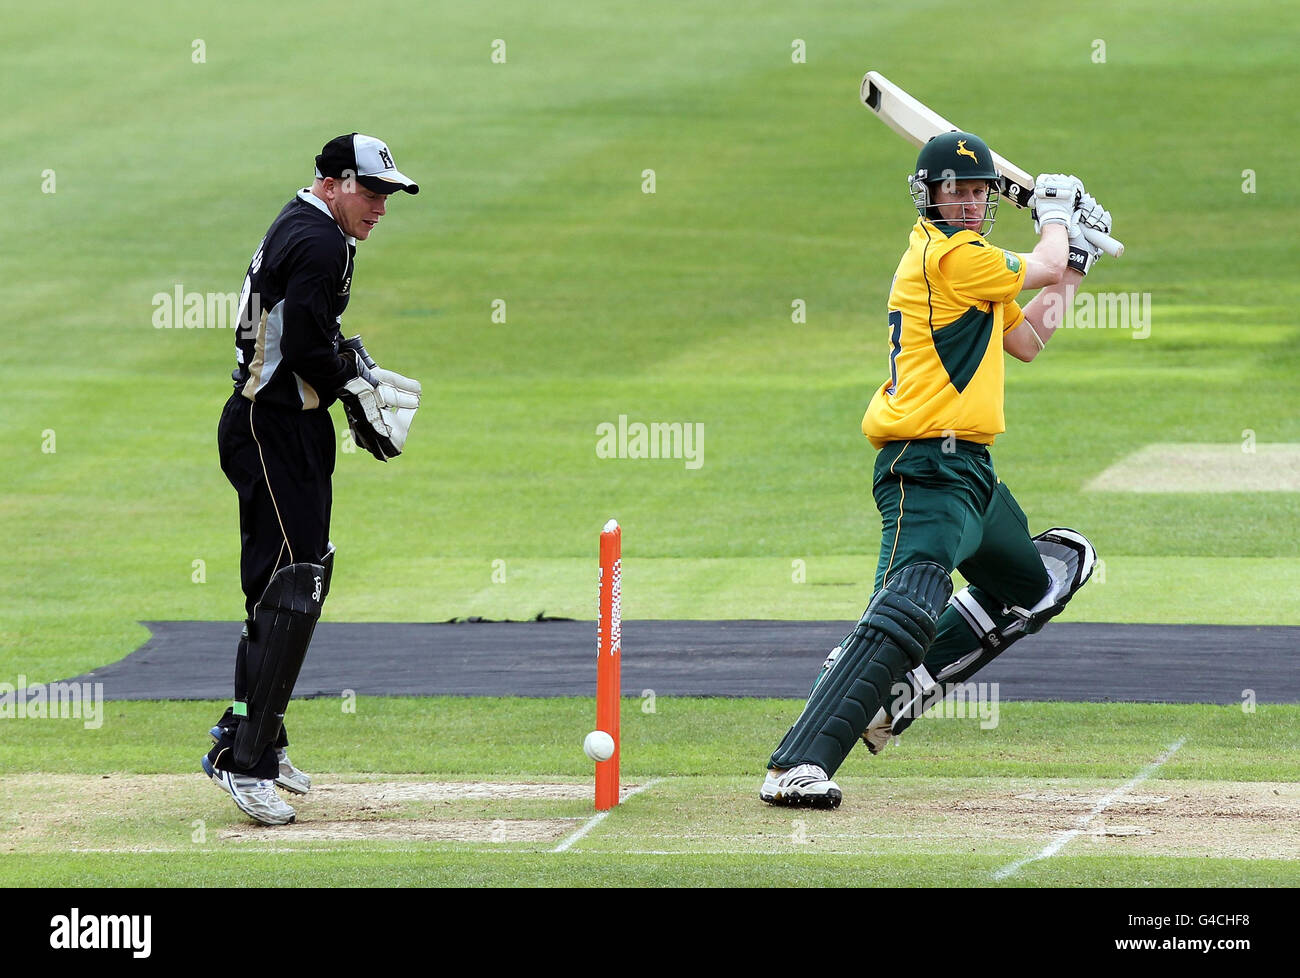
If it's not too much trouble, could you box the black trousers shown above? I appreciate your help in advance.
[218,393,336,616]
[209,393,335,776]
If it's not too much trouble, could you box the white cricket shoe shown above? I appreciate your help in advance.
[201,755,296,825]
[275,749,311,795]
[210,725,311,795]
[759,763,842,809]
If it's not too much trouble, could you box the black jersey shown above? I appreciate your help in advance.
[232,190,357,410]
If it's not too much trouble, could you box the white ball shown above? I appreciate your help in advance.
[583,730,616,762]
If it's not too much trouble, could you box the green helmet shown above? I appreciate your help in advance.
[908,130,1001,233]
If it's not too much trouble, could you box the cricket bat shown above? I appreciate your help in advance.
[861,71,1124,258]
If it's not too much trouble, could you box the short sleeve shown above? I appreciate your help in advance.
[1001,299,1025,334]
[939,241,1027,304]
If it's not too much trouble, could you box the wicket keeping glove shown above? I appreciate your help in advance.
[337,345,421,461]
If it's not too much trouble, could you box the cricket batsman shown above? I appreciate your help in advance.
[761,131,1109,807]
[202,133,422,824]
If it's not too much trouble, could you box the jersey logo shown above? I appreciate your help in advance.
[956,140,979,163]
[1004,252,1021,273]
[249,238,266,275]
[339,274,351,296]
[378,147,394,169]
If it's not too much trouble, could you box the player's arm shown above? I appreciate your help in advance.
[1019,224,1068,290]
[278,238,357,395]
[1017,173,1079,290]
[275,239,411,459]
[1003,269,1084,362]
[1006,191,1111,362]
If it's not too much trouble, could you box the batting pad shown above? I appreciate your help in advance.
[769,561,951,777]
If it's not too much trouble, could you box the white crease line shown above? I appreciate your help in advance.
[552,779,663,853]
[992,737,1186,881]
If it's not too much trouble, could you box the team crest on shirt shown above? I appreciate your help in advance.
[1004,252,1021,273]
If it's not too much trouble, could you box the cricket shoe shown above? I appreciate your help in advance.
[210,725,311,795]
[274,749,311,795]
[201,755,296,825]
[759,763,842,809]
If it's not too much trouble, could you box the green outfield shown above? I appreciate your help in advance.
[1,0,1297,887]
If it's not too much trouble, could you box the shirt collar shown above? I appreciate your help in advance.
[297,188,357,245]
[922,217,978,240]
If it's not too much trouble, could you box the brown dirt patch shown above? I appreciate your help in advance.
[220,818,575,843]
[917,781,1300,859]
[1084,443,1300,492]
[310,780,592,806]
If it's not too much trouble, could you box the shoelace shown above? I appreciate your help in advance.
[786,766,825,786]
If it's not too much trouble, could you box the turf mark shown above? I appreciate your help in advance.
[993,738,1186,879]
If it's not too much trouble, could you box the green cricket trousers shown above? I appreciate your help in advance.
[872,438,1050,670]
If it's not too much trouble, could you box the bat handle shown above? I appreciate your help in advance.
[1084,227,1125,258]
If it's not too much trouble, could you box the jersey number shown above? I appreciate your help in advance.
[886,310,902,395]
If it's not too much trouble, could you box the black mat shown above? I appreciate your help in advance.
[63,620,1300,704]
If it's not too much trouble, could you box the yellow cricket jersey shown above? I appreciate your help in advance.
[862,218,1027,449]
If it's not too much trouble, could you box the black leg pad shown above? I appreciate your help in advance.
[233,561,326,769]
[769,561,952,777]
[890,527,1097,736]
[276,544,335,751]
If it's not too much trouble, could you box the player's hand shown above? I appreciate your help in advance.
[370,366,421,411]
[1031,173,1081,232]
[338,338,421,458]
[338,376,401,461]
[340,338,421,410]
[1066,192,1110,275]
[372,367,421,454]
[1074,191,1112,236]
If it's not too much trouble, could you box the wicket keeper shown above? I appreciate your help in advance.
[202,134,422,825]
[762,131,1111,807]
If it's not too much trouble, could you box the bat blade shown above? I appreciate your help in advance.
[860,71,1124,257]
[861,71,956,149]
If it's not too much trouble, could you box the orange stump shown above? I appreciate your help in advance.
[595,519,622,811]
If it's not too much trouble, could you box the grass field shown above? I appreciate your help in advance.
[1,0,1297,889]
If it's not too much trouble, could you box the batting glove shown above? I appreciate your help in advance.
[1031,173,1081,232]
[1067,192,1111,275]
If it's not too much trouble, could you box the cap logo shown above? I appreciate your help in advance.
[956,140,979,163]
[378,147,394,169]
